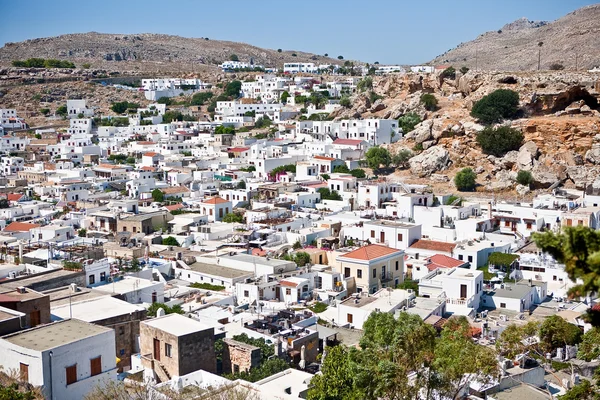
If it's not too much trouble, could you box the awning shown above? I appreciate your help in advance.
[256,228,275,234]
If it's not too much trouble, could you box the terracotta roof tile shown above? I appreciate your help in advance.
[143,152,159,157]
[227,147,250,153]
[165,204,184,211]
[314,155,336,161]
[279,280,300,287]
[6,194,24,202]
[201,196,229,205]
[339,244,402,261]
[427,254,467,270]
[410,240,456,253]
[3,222,41,232]
[333,139,364,146]
[160,186,190,195]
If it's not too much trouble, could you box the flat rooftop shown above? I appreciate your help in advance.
[93,276,160,295]
[2,318,111,351]
[366,220,415,228]
[51,296,145,322]
[0,306,24,322]
[486,282,537,300]
[221,253,293,267]
[44,286,107,306]
[143,313,214,336]
[187,261,252,279]
[0,269,82,292]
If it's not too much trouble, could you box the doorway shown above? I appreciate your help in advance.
[153,338,161,361]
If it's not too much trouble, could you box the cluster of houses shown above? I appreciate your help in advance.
[0,71,598,399]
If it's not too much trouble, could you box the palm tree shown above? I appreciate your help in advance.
[537,41,544,70]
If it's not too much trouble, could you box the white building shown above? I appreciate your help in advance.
[283,63,318,74]
[0,319,117,400]
[481,280,548,313]
[66,99,94,118]
[418,267,484,316]
[93,276,164,304]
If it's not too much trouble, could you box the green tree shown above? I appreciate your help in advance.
[539,315,583,352]
[357,77,373,92]
[470,89,520,124]
[190,91,213,106]
[223,213,244,223]
[317,188,342,201]
[337,55,344,60]
[56,105,68,116]
[162,236,180,246]
[230,54,239,61]
[151,188,164,202]
[78,228,87,237]
[277,48,282,53]
[40,108,50,116]
[476,125,524,157]
[558,380,600,400]
[225,80,242,97]
[292,251,311,267]
[111,101,139,114]
[398,112,421,134]
[392,149,413,169]
[146,303,184,317]
[534,226,600,326]
[307,345,356,400]
[516,170,533,186]
[350,168,366,178]
[280,91,290,104]
[364,147,391,171]
[320,173,330,181]
[454,168,477,191]
[292,240,302,250]
[495,322,540,358]
[440,66,456,79]
[460,66,470,74]
[156,96,172,105]
[339,95,351,108]
[577,327,600,362]
[396,279,419,294]
[420,93,438,111]
[333,164,350,173]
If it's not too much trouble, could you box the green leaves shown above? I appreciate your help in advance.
[471,89,520,124]
[364,147,391,170]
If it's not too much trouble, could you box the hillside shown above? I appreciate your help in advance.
[430,4,600,71]
[0,32,340,72]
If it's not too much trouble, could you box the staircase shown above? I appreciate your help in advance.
[155,362,171,383]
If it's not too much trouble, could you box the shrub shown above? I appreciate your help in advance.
[156,97,172,105]
[82,63,91,69]
[78,228,87,237]
[420,93,438,111]
[470,89,520,124]
[223,212,244,223]
[111,101,139,114]
[364,147,391,170]
[191,91,214,106]
[291,53,297,57]
[398,112,421,134]
[392,149,413,169]
[56,105,68,116]
[333,164,350,173]
[516,170,533,186]
[190,282,226,291]
[549,63,564,71]
[337,55,344,60]
[318,187,342,201]
[224,80,242,97]
[476,125,524,157]
[460,66,470,74]
[147,303,184,317]
[369,91,383,104]
[320,174,330,181]
[280,91,290,104]
[357,77,373,92]
[162,236,180,246]
[230,54,239,61]
[310,302,328,313]
[441,66,456,79]
[350,168,366,178]
[454,168,477,191]
[40,108,50,116]
[277,48,282,53]
[339,95,351,108]
[151,188,164,202]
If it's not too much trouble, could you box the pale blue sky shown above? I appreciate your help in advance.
[0,0,596,64]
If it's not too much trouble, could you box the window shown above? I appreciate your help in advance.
[553,275,557,281]
[347,313,353,323]
[244,290,249,297]
[500,303,506,309]
[526,222,532,230]
[458,254,463,261]
[370,230,375,238]
[66,364,77,385]
[100,272,106,282]
[89,275,95,285]
[344,267,350,278]
[467,256,473,263]
[357,269,362,278]
[90,357,102,376]
[397,233,403,241]
[395,261,399,271]
[504,221,510,227]
[372,269,376,278]
[165,344,172,358]
[119,326,125,335]
[286,288,291,295]
[19,363,28,382]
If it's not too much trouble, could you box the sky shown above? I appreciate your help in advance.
[0,0,597,65]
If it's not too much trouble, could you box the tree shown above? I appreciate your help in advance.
[339,96,351,108]
[292,240,302,250]
[350,169,366,178]
[337,55,344,60]
[539,315,583,352]
[420,93,438,111]
[237,180,246,189]
[223,213,244,223]
[440,66,456,79]
[333,165,350,173]
[516,170,533,186]
[317,188,342,201]
[534,226,600,326]
[577,327,600,361]
[320,174,330,181]
[56,105,68,116]
[460,66,470,74]
[364,147,391,171]
[78,228,87,237]
[392,149,413,169]
[162,236,180,246]
[151,188,164,202]
[495,322,540,358]
[470,89,520,124]
[398,112,421,134]
[454,168,477,191]
[111,101,139,114]
[307,345,356,400]
[292,251,311,267]
[230,54,239,61]
[0,199,10,209]
[558,380,600,400]
[156,96,172,105]
[277,48,282,53]
[357,77,373,92]
[476,125,524,157]
[190,91,213,105]
[280,91,290,104]
[146,302,184,317]
[40,108,50,116]
[549,63,564,71]
[225,80,242,97]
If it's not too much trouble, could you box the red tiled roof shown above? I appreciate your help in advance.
[339,244,402,261]
[252,248,267,257]
[141,166,157,172]
[137,141,155,145]
[165,204,184,211]
[314,155,336,161]
[143,152,159,157]
[227,147,250,153]
[280,280,300,287]
[410,240,456,253]
[160,186,190,194]
[4,222,41,232]
[6,194,24,202]
[333,139,364,146]
[201,196,229,205]
[427,254,467,271]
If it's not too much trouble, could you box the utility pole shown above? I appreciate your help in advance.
[537,42,544,71]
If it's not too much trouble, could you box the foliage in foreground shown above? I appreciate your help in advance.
[454,168,477,191]
[476,125,524,157]
[470,89,520,124]
[146,303,184,317]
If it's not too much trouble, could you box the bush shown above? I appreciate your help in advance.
[549,63,564,71]
[357,77,373,92]
[337,55,344,60]
[280,91,290,104]
[78,228,87,237]
[147,303,184,317]
[516,170,533,186]
[162,236,179,246]
[277,48,282,53]
[320,174,330,181]
[454,168,477,191]
[350,169,366,178]
[56,105,68,116]
[398,112,421,134]
[191,91,213,105]
[40,108,50,116]
[420,93,438,111]
[111,101,139,114]
[333,164,350,173]
[151,188,164,202]
[470,89,520,124]
[12,58,75,68]
[460,66,470,74]
[156,97,172,105]
[339,95,351,108]
[392,149,413,169]
[318,188,342,201]
[441,66,456,79]
[310,302,328,313]
[190,282,226,291]
[224,80,242,97]
[230,54,239,61]
[364,147,391,170]
[223,212,244,223]
[477,125,524,157]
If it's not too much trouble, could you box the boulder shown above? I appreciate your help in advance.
[411,120,433,144]
[409,146,450,177]
[531,166,560,189]
[431,174,450,182]
[370,99,386,112]
[566,166,600,189]
[516,141,540,170]
[474,166,485,174]
[516,184,531,196]
[585,144,600,165]
[500,151,519,169]
[422,140,435,150]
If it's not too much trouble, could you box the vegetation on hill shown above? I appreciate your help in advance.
[476,126,524,157]
[470,89,520,125]
[454,168,477,191]
[12,58,75,68]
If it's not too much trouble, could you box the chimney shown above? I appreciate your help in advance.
[487,202,492,219]
[16,286,26,294]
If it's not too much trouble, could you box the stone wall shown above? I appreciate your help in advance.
[95,309,147,372]
[222,338,261,374]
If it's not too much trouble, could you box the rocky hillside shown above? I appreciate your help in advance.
[430,4,600,71]
[0,32,339,72]
[335,70,600,197]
